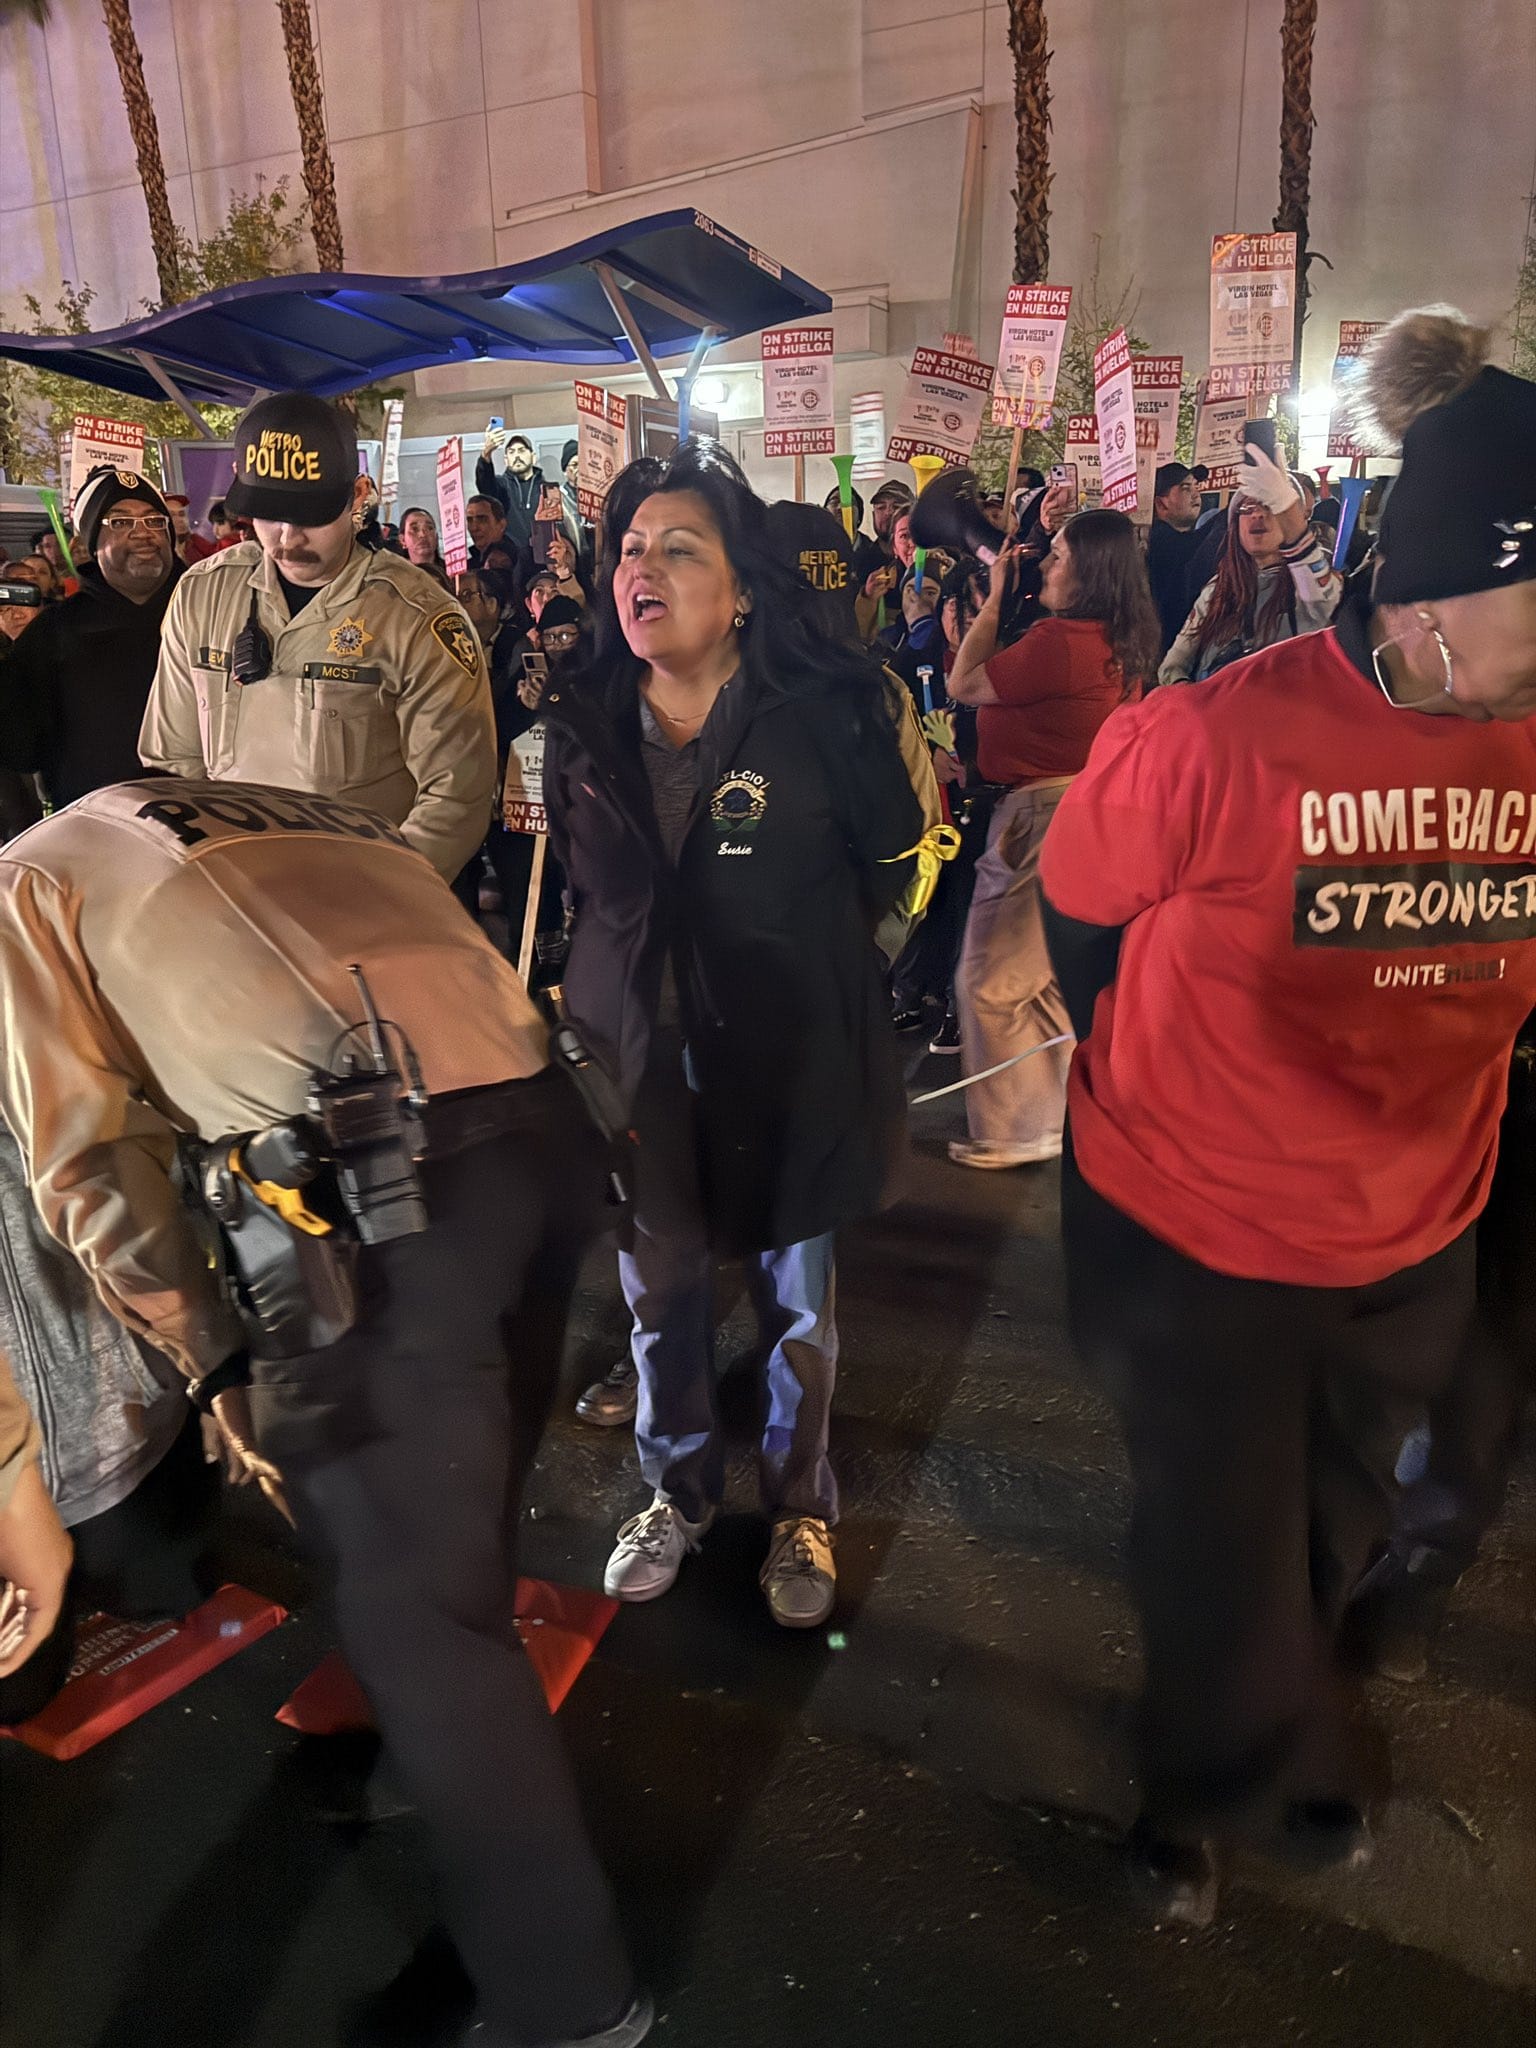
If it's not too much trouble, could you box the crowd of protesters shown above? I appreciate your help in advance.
[0,301,1531,2044]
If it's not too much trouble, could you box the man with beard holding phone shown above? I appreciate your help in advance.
[140,393,494,883]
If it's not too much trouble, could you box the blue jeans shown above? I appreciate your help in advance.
[618,1031,839,1527]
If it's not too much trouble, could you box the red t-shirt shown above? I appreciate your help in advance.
[1040,624,1536,1286]
[978,617,1136,786]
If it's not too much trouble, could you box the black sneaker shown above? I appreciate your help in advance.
[1126,1818,1220,1929]
[1275,1799,1374,1874]
[892,1006,926,1034]
[928,1012,962,1054]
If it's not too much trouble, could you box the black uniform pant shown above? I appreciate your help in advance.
[249,1072,634,2045]
[1060,1143,1477,1846]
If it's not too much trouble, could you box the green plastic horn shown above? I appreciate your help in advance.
[40,488,77,576]
[830,453,856,541]
[907,453,945,594]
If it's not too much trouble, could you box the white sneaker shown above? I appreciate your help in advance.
[603,1498,713,1603]
[947,1136,1062,1170]
[760,1517,836,1630]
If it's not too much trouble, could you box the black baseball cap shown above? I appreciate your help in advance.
[764,500,859,635]
[1154,461,1210,497]
[225,392,359,526]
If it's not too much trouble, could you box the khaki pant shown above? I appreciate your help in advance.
[955,781,1073,1150]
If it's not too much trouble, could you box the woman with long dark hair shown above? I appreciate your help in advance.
[1160,469,1341,683]
[944,507,1159,1168]
[542,441,921,1628]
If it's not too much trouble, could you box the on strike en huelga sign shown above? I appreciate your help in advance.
[993,284,1072,428]
[1327,321,1386,460]
[761,326,835,458]
[575,382,628,522]
[887,346,995,465]
[435,438,468,576]
[1193,378,1248,492]
[380,399,404,508]
[1207,231,1297,401]
[850,392,887,482]
[503,722,546,835]
[1064,415,1102,505]
[1092,327,1138,513]
[1132,355,1183,458]
[69,414,145,503]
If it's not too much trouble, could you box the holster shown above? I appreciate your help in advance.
[184,1137,359,1360]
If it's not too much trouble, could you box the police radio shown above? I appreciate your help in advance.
[307,965,429,1243]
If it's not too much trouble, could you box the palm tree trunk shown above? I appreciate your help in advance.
[99,0,182,305]
[1008,0,1052,287]
[277,0,345,272]
[1274,0,1317,386]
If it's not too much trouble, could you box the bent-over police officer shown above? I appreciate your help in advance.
[0,778,650,2048]
[140,392,494,882]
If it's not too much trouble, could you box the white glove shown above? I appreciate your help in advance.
[1238,440,1301,514]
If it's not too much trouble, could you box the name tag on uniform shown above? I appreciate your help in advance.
[196,645,230,672]
[301,663,384,685]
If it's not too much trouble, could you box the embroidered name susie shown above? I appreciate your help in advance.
[711,771,769,854]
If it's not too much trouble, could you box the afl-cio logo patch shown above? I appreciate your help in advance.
[710,770,769,836]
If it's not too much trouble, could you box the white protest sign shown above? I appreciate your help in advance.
[435,438,468,576]
[1327,321,1386,461]
[1064,415,1102,506]
[993,284,1072,428]
[1132,355,1183,458]
[575,382,628,523]
[850,392,887,482]
[502,720,547,836]
[1093,327,1138,512]
[1133,416,1161,519]
[761,326,835,459]
[70,413,146,504]
[380,399,404,508]
[1208,232,1297,401]
[1193,379,1248,492]
[887,346,995,465]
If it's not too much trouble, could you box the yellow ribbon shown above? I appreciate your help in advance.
[882,822,963,921]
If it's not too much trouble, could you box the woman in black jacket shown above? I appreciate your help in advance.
[543,442,921,1629]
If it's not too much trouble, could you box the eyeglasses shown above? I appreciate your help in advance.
[542,627,580,649]
[100,514,171,537]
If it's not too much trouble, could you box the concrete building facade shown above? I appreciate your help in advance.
[2,0,1533,495]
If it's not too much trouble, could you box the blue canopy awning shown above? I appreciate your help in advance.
[0,210,830,408]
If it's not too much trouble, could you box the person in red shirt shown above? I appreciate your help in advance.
[944,505,1160,1167]
[1039,308,1536,1927]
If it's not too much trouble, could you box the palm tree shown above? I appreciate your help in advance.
[276,0,345,272]
[1274,0,1318,386]
[100,0,183,304]
[1008,0,1052,286]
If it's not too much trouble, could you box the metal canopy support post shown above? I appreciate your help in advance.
[126,350,220,438]
[675,325,722,444]
[589,261,671,401]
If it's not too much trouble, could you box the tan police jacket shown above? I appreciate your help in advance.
[0,779,549,1388]
[139,541,495,881]
[0,1346,41,1513]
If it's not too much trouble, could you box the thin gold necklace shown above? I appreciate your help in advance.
[646,680,727,728]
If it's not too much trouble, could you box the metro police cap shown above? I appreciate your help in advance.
[764,499,859,634]
[225,392,359,527]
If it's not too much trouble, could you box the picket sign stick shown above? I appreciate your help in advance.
[1003,424,1026,531]
[517,836,548,989]
[793,452,806,503]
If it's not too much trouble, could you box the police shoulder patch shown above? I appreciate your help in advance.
[430,609,480,676]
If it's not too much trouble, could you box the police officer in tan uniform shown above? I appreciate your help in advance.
[140,392,494,883]
[0,777,650,2048]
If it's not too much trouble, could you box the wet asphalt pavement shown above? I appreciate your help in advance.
[2,1040,1533,2048]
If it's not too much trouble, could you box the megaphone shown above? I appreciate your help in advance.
[909,465,1009,565]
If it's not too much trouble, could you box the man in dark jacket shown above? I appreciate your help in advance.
[1146,462,1208,657]
[0,467,181,808]
[475,430,546,550]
